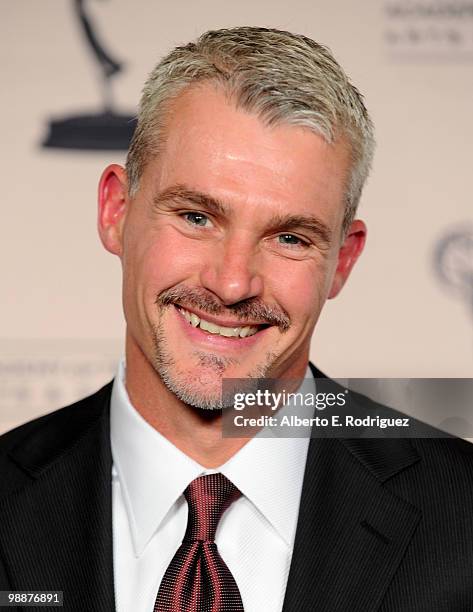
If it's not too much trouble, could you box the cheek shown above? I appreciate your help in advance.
[270,257,336,325]
[123,227,204,304]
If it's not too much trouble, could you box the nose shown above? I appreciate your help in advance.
[198,233,264,306]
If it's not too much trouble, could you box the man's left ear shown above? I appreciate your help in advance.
[97,164,130,257]
[328,219,367,299]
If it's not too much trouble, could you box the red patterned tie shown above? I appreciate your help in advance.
[154,473,244,612]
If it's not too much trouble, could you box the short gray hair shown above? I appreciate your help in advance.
[126,26,375,233]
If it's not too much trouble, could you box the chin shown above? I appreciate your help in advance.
[153,358,231,410]
[152,340,279,411]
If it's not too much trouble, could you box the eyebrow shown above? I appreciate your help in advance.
[153,185,228,217]
[153,184,332,246]
[264,213,332,247]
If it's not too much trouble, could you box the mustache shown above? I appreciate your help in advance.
[156,286,291,332]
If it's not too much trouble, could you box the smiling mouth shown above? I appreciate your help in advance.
[175,305,269,338]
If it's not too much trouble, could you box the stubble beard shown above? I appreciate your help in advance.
[150,319,278,411]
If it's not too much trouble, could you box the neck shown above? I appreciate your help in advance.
[124,332,251,468]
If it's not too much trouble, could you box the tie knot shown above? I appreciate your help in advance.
[183,473,241,543]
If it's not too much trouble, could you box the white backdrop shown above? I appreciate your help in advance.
[1,0,472,431]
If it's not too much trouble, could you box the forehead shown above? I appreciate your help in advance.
[143,84,351,226]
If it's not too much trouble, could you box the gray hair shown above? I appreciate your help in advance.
[126,26,375,233]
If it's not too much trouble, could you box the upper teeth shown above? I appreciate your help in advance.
[178,307,259,338]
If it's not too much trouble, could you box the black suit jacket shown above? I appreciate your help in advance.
[1,368,473,611]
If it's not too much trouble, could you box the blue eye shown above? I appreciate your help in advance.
[183,212,209,227]
[278,234,307,247]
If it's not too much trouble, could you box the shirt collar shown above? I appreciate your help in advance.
[110,359,312,556]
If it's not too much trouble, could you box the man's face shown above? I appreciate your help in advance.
[99,84,364,409]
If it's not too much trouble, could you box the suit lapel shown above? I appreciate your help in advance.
[282,424,421,611]
[283,439,420,612]
[0,383,115,612]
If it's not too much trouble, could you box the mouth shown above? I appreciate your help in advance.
[174,305,270,339]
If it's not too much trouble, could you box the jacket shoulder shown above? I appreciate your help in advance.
[0,381,113,495]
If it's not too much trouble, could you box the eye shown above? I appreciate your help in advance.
[182,212,213,227]
[277,234,310,248]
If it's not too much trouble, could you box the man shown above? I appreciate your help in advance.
[1,26,472,612]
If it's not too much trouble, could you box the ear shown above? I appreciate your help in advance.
[97,164,129,257]
[328,219,367,299]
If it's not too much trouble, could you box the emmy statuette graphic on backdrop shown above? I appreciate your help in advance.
[43,0,137,150]
[434,225,473,336]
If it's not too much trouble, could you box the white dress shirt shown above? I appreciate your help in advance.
[111,360,313,612]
